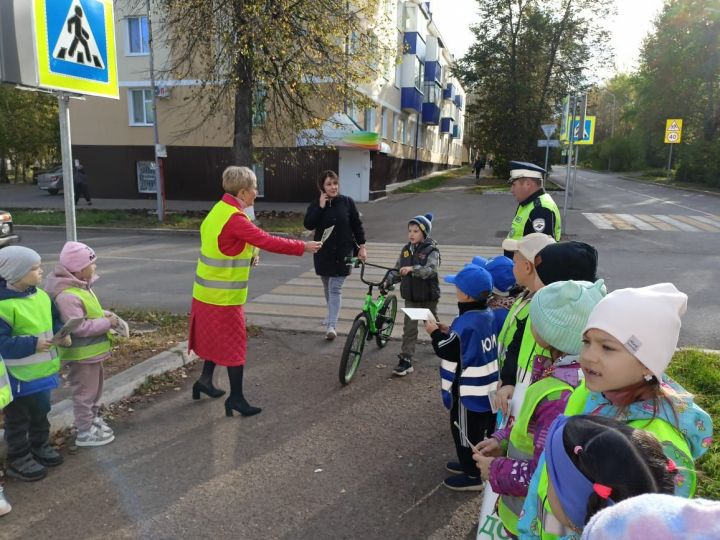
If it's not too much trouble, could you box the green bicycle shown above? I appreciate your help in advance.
[339,258,398,385]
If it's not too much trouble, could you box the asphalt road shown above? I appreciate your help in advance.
[12,168,720,347]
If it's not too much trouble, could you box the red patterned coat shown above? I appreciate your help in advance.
[188,194,305,365]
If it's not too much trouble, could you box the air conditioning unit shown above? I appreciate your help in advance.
[155,86,172,99]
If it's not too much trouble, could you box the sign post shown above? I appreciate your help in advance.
[664,119,683,180]
[10,0,120,241]
[540,123,556,184]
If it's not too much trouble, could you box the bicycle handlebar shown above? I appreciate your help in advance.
[346,257,396,289]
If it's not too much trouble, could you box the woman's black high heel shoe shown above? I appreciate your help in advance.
[192,380,226,400]
[224,397,262,417]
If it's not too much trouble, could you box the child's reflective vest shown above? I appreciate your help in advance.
[57,287,111,361]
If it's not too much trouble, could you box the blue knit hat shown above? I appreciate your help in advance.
[530,279,607,354]
[409,213,433,237]
[444,265,493,300]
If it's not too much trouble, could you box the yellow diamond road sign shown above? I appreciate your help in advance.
[664,119,683,144]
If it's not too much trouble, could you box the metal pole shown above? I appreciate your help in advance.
[58,94,77,242]
[543,139,550,185]
[570,146,579,208]
[608,93,616,171]
[667,143,673,180]
[561,94,577,236]
[146,0,164,222]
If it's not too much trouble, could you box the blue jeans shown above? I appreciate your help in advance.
[321,276,346,329]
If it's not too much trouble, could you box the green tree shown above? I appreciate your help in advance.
[456,0,613,175]
[158,0,390,165]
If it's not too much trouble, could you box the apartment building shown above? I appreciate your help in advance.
[68,0,468,202]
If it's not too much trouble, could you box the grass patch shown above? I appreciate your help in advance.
[394,167,471,193]
[667,349,720,499]
[10,208,307,235]
[622,172,720,196]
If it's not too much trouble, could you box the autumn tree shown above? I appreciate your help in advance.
[158,0,391,165]
[455,0,613,175]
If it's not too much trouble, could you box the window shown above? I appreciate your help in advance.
[381,108,389,138]
[418,126,425,149]
[364,107,377,132]
[401,116,409,145]
[127,16,149,55]
[252,88,267,127]
[393,113,401,142]
[129,89,154,125]
[424,84,441,105]
[414,57,424,90]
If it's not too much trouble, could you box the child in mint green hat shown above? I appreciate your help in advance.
[473,279,606,538]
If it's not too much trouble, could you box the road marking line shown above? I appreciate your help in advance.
[635,214,677,231]
[652,215,701,232]
[671,215,719,232]
[689,215,720,230]
[615,214,657,230]
[582,213,615,229]
[601,213,635,230]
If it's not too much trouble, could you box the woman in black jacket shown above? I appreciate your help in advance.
[304,170,367,340]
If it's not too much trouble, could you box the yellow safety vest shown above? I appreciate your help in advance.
[0,357,12,408]
[57,287,112,362]
[0,288,59,382]
[498,376,573,536]
[192,200,255,306]
[507,192,561,241]
[532,381,696,539]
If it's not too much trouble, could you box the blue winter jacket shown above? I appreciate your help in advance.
[0,279,62,397]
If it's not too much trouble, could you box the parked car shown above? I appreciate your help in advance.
[36,165,64,195]
[0,210,20,248]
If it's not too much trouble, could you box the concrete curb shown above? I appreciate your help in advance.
[0,341,195,445]
[617,175,720,199]
[385,167,465,193]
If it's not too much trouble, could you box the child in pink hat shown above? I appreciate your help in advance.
[46,241,119,447]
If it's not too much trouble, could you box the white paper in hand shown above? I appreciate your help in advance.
[50,318,84,344]
[401,308,436,322]
[112,316,130,338]
[320,225,335,244]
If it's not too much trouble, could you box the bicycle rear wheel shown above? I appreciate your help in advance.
[375,294,397,348]
[339,315,369,385]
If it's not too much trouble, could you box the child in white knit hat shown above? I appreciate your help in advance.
[473,279,606,538]
[518,283,714,540]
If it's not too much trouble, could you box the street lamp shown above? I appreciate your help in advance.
[596,88,616,170]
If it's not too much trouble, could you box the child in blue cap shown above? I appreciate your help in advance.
[424,264,498,491]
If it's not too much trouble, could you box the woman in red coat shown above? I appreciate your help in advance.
[189,166,321,417]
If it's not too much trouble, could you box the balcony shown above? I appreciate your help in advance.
[422,102,440,125]
[440,117,454,134]
[454,94,463,110]
[401,87,423,114]
[403,32,426,58]
[443,82,455,101]
[424,61,442,84]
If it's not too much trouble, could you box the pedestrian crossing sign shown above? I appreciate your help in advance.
[571,116,596,145]
[664,119,683,144]
[33,0,118,98]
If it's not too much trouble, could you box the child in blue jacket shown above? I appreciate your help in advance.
[425,264,499,491]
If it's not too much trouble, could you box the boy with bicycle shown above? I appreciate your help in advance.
[385,213,440,377]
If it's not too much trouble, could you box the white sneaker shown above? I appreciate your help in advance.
[93,416,113,435]
[325,327,337,341]
[0,487,12,517]
[76,426,115,447]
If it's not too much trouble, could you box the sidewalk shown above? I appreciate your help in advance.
[0,182,307,213]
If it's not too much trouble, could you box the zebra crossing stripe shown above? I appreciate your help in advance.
[615,214,657,231]
[687,215,720,231]
[582,213,614,229]
[601,213,635,230]
[671,215,720,232]
[651,215,701,232]
[634,215,677,231]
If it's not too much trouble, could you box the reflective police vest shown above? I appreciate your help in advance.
[0,288,60,382]
[530,381,696,539]
[57,287,111,362]
[497,295,531,369]
[507,193,561,241]
[193,200,254,306]
[498,375,575,536]
[0,357,12,408]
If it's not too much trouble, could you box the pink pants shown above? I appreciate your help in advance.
[68,362,104,432]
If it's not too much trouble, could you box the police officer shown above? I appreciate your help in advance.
[505,161,561,257]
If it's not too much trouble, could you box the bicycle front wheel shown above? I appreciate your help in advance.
[375,294,397,348]
[339,316,369,385]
